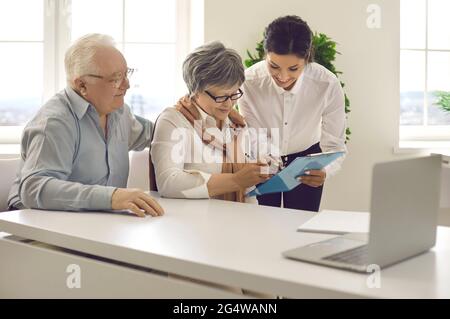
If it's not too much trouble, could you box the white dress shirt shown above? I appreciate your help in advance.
[151,106,257,203]
[239,60,347,177]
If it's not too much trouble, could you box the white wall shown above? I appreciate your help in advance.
[204,0,423,211]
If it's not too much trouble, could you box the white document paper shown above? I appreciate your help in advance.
[297,210,370,235]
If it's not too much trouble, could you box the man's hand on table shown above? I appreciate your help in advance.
[112,188,164,217]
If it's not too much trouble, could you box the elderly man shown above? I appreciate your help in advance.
[7,33,163,217]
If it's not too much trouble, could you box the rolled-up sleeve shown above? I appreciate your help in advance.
[18,117,116,211]
[150,113,211,199]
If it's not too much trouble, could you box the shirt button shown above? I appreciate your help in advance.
[284,122,288,125]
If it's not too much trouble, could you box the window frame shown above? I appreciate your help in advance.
[399,0,450,149]
[0,0,200,145]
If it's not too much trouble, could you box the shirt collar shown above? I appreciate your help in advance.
[65,86,124,120]
[65,86,91,120]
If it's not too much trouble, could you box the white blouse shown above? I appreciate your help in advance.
[150,106,258,203]
[239,60,347,177]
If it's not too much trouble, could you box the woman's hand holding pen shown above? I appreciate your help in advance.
[232,163,272,189]
[298,170,326,187]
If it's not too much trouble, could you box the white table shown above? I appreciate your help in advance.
[0,193,449,298]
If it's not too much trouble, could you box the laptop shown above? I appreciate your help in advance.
[282,155,442,273]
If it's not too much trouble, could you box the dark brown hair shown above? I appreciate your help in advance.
[264,15,314,62]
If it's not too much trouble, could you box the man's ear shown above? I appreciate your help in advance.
[74,78,88,96]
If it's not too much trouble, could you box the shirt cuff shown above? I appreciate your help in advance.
[89,186,117,210]
[181,170,212,198]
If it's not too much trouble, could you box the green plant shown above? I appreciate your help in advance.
[244,32,352,142]
[434,91,450,112]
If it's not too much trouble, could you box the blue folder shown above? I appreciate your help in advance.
[246,151,345,197]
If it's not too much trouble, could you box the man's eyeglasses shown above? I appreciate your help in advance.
[205,88,244,103]
[85,68,136,89]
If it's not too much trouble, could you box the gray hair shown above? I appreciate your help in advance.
[182,41,245,96]
[64,33,116,84]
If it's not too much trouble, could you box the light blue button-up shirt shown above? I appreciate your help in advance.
[8,87,153,211]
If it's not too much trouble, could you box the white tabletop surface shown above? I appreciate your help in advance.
[0,193,449,298]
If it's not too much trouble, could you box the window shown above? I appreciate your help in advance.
[400,0,450,146]
[0,0,202,144]
[0,0,44,141]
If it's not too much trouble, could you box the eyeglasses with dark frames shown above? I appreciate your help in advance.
[204,88,244,103]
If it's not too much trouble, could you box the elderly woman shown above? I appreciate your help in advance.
[7,33,163,217]
[151,42,271,203]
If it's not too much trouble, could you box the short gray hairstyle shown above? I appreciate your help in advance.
[65,33,116,84]
[182,41,245,96]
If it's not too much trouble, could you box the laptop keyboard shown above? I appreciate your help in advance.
[323,245,369,265]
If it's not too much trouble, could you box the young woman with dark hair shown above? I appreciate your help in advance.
[239,15,347,212]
